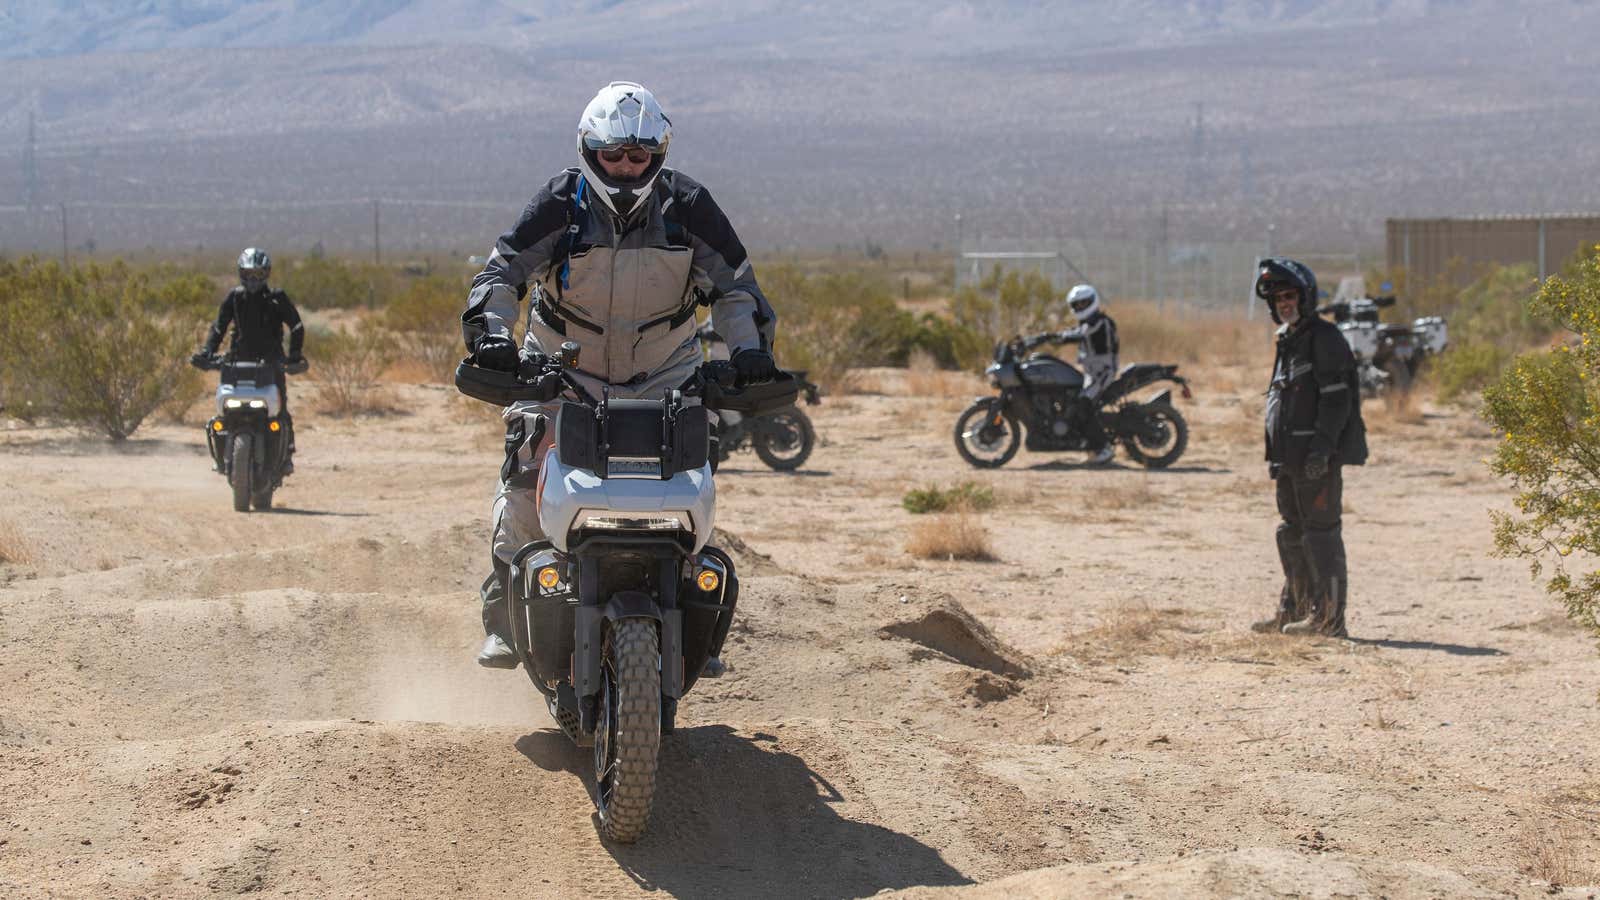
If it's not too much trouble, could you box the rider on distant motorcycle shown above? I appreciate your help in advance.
[191,247,306,473]
[462,81,778,669]
[1025,283,1119,465]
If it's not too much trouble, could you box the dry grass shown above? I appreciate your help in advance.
[904,349,984,399]
[1097,476,1161,510]
[1055,603,1203,662]
[310,328,399,417]
[1518,816,1600,888]
[905,512,997,562]
[1116,302,1272,371]
[0,520,33,565]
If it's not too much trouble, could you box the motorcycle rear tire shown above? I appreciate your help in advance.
[230,434,253,513]
[594,617,660,844]
[1382,358,1413,395]
[753,407,815,471]
[1120,402,1188,469]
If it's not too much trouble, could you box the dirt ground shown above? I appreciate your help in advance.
[1,364,1598,899]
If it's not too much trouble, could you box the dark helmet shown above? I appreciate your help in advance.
[238,247,271,293]
[1254,256,1318,325]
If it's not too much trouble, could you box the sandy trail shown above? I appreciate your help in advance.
[1,373,1596,898]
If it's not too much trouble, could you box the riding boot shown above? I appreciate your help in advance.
[1255,522,1312,632]
[477,557,518,669]
[1284,524,1348,638]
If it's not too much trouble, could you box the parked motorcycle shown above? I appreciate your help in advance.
[455,343,782,843]
[696,323,820,471]
[192,354,304,512]
[954,335,1192,469]
[1318,295,1448,397]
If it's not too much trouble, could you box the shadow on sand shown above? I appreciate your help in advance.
[517,724,969,899]
[1349,636,1507,657]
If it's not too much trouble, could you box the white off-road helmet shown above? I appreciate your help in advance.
[238,247,271,293]
[575,81,672,220]
[1066,283,1101,321]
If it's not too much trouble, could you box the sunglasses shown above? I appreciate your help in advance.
[1270,287,1300,303]
[598,146,654,165]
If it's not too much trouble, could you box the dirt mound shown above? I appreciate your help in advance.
[883,847,1505,899]
[710,526,783,577]
[879,596,1033,678]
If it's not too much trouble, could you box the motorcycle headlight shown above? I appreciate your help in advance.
[578,514,687,532]
[247,399,267,409]
[224,398,244,409]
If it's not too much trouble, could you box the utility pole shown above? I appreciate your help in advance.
[372,199,381,264]
[22,110,39,210]
[59,203,68,266]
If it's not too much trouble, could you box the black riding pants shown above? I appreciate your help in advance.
[1274,466,1345,619]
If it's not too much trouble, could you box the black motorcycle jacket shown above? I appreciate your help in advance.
[1265,316,1367,471]
[204,286,305,361]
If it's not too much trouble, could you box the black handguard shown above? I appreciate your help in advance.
[190,350,217,370]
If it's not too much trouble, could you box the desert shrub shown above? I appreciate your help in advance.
[760,264,986,388]
[0,257,213,440]
[950,268,1059,343]
[902,481,996,514]
[311,326,398,416]
[278,255,400,311]
[760,264,915,390]
[905,512,996,562]
[1485,246,1600,649]
[1426,263,1549,401]
[381,274,468,382]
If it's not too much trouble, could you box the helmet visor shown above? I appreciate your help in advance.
[1069,295,1097,313]
[597,145,655,165]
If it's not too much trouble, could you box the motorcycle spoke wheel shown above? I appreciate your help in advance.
[592,618,660,843]
[753,409,815,471]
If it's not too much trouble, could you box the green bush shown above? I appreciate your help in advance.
[0,257,212,440]
[278,255,398,310]
[1484,245,1600,649]
[902,481,996,514]
[311,326,397,417]
[381,274,468,382]
[950,269,1061,345]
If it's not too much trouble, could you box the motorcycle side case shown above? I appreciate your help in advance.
[1338,321,1381,360]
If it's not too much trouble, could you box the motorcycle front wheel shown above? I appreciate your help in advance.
[593,617,660,843]
[229,433,253,512]
[752,407,815,471]
[954,399,1021,468]
[1120,401,1188,469]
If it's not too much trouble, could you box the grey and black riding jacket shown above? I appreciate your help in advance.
[1265,316,1368,472]
[462,167,775,388]
[1058,311,1118,396]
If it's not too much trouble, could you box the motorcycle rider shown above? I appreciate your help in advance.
[1029,283,1118,464]
[463,81,777,669]
[190,247,305,473]
[1250,258,1367,638]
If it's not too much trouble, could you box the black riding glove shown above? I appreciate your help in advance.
[1303,453,1330,481]
[285,355,309,375]
[526,371,563,403]
[731,348,778,387]
[189,350,211,369]
[473,334,520,372]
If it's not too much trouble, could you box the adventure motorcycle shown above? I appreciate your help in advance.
[711,376,820,471]
[954,336,1192,469]
[696,323,820,471]
[456,343,795,843]
[192,354,304,512]
[1318,295,1448,397]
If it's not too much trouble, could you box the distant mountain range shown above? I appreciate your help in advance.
[1,1,1596,256]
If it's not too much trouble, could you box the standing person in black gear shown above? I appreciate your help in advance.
[191,248,307,473]
[1250,257,1367,637]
